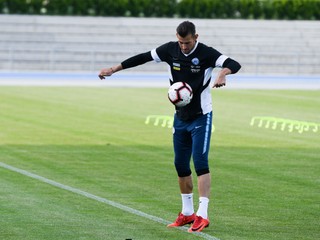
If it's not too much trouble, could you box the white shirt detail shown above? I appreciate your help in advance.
[182,41,199,57]
[167,64,173,80]
[200,68,213,114]
[151,49,161,62]
[215,55,229,68]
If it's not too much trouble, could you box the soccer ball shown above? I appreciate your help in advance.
[168,82,193,107]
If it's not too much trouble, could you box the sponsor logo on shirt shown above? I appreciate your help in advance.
[191,65,201,73]
[173,62,180,71]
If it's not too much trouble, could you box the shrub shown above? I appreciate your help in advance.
[0,0,319,20]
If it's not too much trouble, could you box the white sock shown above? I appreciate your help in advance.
[196,197,209,219]
[181,193,194,216]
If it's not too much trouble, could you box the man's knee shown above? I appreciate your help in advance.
[175,165,192,177]
[196,168,210,176]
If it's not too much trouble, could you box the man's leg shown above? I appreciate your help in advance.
[198,173,211,198]
[188,170,211,232]
[179,175,193,194]
[173,114,194,215]
[188,113,212,232]
[168,172,195,227]
[179,175,194,216]
[196,173,211,219]
[168,116,195,227]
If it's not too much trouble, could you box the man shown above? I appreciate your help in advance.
[99,21,241,233]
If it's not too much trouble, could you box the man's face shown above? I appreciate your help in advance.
[176,33,198,54]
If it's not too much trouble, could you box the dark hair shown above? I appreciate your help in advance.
[176,21,196,37]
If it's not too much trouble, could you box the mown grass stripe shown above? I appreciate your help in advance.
[0,161,220,240]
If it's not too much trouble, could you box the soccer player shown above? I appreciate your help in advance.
[99,21,241,233]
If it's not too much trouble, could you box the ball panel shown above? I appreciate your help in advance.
[168,82,193,107]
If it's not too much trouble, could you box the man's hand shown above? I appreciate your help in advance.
[213,74,226,88]
[213,68,231,88]
[98,68,114,80]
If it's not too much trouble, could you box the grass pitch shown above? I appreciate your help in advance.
[0,87,319,240]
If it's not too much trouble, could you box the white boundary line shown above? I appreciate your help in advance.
[0,72,319,89]
[0,161,220,240]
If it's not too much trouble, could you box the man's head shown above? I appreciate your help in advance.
[176,21,198,54]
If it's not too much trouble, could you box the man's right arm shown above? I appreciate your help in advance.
[121,51,153,69]
[99,51,153,80]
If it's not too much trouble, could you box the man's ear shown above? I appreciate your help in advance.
[194,34,199,40]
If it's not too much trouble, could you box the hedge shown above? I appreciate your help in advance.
[0,0,319,20]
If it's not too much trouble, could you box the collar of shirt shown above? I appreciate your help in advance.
[181,41,199,57]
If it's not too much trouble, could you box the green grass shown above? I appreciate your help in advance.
[0,87,319,240]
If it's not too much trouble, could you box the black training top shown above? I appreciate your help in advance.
[121,41,241,121]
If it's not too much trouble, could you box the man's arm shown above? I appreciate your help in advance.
[99,64,123,80]
[213,58,241,88]
[99,51,153,80]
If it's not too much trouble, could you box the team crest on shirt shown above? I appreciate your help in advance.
[191,58,200,65]
[191,58,200,73]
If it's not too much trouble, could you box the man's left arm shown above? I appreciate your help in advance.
[213,58,241,88]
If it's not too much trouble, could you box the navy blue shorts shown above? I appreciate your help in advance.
[173,112,212,177]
